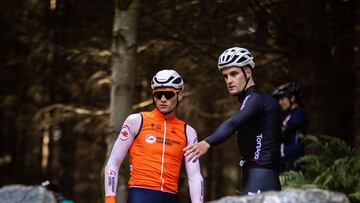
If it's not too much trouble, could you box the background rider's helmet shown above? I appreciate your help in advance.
[41,180,60,193]
[151,69,184,90]
[272,82,302,101]
[217,47,255,71]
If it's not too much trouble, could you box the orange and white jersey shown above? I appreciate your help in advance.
[105,108,204,203]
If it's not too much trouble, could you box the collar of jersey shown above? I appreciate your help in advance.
[152,108,177,120]
[238,85,256,101]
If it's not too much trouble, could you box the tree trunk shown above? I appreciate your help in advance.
[106,0,139,202]
[277,0,357,142]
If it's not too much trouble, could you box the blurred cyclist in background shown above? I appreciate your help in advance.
[272,82,309,172]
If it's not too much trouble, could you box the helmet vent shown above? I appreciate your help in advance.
[237,57,246,63]
[155,76,174,84]
[173,77,182,84]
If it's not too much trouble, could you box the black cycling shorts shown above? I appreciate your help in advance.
[127,187,179,203]
[242,167,281,195]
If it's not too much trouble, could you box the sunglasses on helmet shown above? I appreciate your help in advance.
[153,89,180,100]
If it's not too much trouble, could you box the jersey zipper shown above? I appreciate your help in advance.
[160,118,166,191]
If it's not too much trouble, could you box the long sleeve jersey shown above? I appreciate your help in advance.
[205,86,282,168]
[105,108,204,203]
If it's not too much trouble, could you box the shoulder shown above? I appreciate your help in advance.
[248,89,280,115]
[254,88,274,100]
[249,91,262,101]
[124,113,143,129]
[173,116,187,126]
[185,124,196,134]
[241,90,262,108]
[246,87,263,102]
[292,107,308,118]
[118,113,143,139]
[255,89,278,106]
[185,124,198,144]
[126,113,142,122]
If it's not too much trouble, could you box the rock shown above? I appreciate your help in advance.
[208,189,350,203]
[0,185,56,203]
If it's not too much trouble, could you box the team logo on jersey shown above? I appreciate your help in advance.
[107,172,116,192]
[282,114,291,127]
[108,170,116,176]
[145,135,156,144]
[151,123,162,130]
[193,137,198,144]
[254,134,263,160]
[239,95,251,111]
[119,125,131,141]
[156,137,181,146]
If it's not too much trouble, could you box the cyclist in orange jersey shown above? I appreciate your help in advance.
[104,69,204,203]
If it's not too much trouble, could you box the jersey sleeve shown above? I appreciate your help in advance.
[185,125,204,203]
[104,113,142,201]
[205,94,262,147]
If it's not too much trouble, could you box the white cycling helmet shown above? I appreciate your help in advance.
[151,69,184,90]
[218,47,255,70]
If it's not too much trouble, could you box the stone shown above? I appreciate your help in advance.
[208,189,350,203]
[0,185,56,203]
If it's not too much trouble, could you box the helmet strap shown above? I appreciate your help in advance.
[240,67,250,93]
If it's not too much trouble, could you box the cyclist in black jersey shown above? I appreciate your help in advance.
[184,47,282,195]
[272,82,309,172]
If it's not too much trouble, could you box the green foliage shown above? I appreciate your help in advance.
[280,135,360,202]
[280,170,317,189]
[295,155,328,180]
[349,191,360,203]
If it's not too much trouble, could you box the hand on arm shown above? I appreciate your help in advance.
[183,140,210,162]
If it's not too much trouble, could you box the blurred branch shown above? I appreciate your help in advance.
[252,0,301,42]
[32,89,200,131]
[0,155,12,166]
[140,7,218,60]
[195,108,234,119]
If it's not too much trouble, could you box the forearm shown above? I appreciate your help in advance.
[206,93,262,146]
[104,151,125,198]
[205,119,237,146]
[188,173,204,203]
[186,161,204,203]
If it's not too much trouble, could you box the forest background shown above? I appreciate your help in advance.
[0,0,359,202]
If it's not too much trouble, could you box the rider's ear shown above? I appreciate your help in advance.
[244,67,252,79]
[177,90,184,101]
[290,95,296,103]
